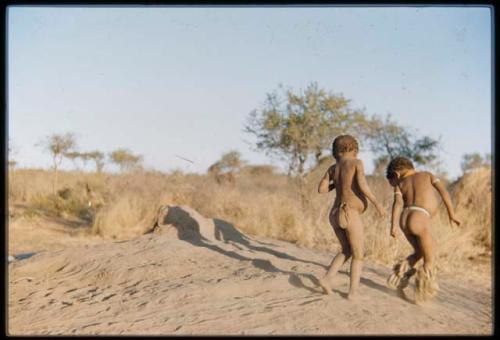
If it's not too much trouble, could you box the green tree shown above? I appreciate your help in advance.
[207,151,245,186]
[80,152,92,170]
[64,151,83,170]
[208,150,245,174]
[363,114,441,170]
[109,148,143,172]
[37,133,78,192]
[245,82,366,175]
[461,153,491,173]
[65,150,105,172]
[87,151,106,173]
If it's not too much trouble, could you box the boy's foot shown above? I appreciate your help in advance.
[415,266,439,303]
[318,277,333,295]
[347,292,360,301]
[387,260,410,289]
[399,268,417,289]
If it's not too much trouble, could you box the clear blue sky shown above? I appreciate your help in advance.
[8,6,492,179]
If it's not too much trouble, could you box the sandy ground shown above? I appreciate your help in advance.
[8,207,493,335]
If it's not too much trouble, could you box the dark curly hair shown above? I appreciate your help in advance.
[332,135,359,157]
[386,156,414,180]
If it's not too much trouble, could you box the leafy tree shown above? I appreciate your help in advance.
[64,150,106,172]
[208,150,245,174]
[363,114,441,170]
[241,164,277,176]
[461,153,491,173]
[109,148,143,172]
[37,133,78,192]
[208,151,245,186]
[80,152,92,169]
[245,82,365,175]
[64,151,83,170]
[87,151,106,173]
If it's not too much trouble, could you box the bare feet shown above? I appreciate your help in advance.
[347,291,360,301]
[387,272,400,289]
[415,266,439,304]
[387,260,411,289]
[318,277,333,295]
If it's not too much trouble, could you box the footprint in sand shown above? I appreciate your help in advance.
[80,322,101,330]
[61,301,73,308]
[101,293,117,301]
[299,298,323,306]
[138,301,148,308]
[126,289,139,296]
[124,280,142,290]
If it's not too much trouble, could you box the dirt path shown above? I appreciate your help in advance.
[8,219,492,335]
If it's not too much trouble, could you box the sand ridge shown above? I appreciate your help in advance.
[8,206,492,335]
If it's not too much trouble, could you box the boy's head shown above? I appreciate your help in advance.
[332,135,359,158]
[386,156,414,185]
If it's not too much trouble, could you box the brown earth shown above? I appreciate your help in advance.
[8,205,492,335]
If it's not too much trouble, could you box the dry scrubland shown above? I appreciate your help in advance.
[8,163,492,280]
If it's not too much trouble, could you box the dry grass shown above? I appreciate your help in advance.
[8,164,492,278]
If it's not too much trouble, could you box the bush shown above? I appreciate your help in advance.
[8,166,492,278]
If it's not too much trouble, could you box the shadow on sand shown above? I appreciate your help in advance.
[12,203,91,229]
[153,206,394,298]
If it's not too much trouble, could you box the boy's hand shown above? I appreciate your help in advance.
[390,225,397,238]
[376,204,386,218]
[449,214,461,227]
[327,164,335,176]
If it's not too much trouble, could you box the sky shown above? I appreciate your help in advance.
[8,6,492,179]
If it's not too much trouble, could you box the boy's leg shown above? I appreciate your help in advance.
[388,229,421,288]
[345,210,364,300]
[416,227,434,271]
[411,221,439,303]
[388,217,423,290]
[403,230,423,268]
[319,214,352,294]
[326,226,351,275]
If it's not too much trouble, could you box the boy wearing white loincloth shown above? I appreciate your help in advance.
[386,156,461,303]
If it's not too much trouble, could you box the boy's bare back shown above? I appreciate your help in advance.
[329,159,369,214]
[395,171,441,216]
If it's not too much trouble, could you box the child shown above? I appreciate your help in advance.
[385,156,461,303]
[317,135,385,300]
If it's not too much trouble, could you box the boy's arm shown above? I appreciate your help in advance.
[390,186,404,237]
[354,160,385,217]
[429,173,461,226]
[318,165,335,194]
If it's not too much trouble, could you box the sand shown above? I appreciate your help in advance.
[8,206,492,335]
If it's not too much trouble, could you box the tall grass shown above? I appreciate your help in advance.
[8,165,492,277]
